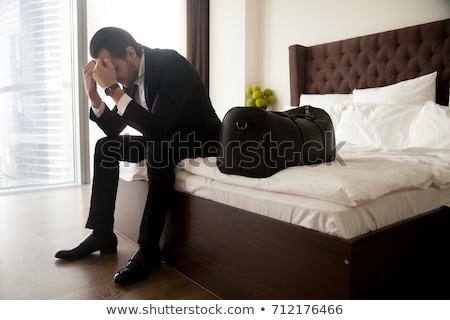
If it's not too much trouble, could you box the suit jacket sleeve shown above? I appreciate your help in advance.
[121,50,201,140]
[89,105,128,137]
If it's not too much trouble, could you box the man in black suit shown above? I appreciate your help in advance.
[55,27,221,285]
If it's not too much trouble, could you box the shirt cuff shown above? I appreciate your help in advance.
[91,102,106,118]
[116,94,133,116]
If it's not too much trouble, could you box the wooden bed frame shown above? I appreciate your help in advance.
[115,19,450,299]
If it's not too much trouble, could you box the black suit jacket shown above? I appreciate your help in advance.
[90,47,221,143]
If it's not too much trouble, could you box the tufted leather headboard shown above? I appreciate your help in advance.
[289,19,450,106]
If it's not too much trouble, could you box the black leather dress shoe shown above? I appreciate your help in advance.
[55,233,117,260]
[113,248,162,285]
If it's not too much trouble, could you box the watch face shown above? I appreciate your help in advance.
[105,83,118,96]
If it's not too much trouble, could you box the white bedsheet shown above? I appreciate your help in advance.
[174,145,450,239]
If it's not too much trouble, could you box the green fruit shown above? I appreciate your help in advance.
[245,86,253,95]
[246,98,256,106]
[267,95,276,104]
[255,98,267,107]
[252,85,261,92]
[252,91,264,99]
[264,88,273,96]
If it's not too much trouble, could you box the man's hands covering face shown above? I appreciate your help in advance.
[92,58,118,89]
[82,60,102,108]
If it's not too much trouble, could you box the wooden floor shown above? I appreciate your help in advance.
[0,185,217,300]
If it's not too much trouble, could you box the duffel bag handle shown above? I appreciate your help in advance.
[273,107,316,121]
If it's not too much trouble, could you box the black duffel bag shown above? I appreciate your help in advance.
[217,105,336,178]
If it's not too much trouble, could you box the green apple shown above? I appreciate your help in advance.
[252,91,264,99]
[267,95,276,104]
[256,98,267,107]
[264,88,273,96]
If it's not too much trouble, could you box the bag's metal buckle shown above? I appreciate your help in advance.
[236,120,248,130]
[305,105,311,116]
[304,105,315,120]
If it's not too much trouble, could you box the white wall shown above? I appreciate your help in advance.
[210,0,262,119]
[210,0,450,117]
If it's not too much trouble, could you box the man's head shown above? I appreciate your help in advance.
[90,27,142,88]
[90,27,142,59]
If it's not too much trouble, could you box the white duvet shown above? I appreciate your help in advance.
[175,144,450,207]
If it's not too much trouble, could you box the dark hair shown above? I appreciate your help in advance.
[89,27,142,59]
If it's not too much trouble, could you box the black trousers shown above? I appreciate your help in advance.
[85,133,216,261]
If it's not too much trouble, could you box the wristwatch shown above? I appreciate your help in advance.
[105,83,120,96]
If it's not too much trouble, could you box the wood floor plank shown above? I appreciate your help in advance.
[0,186,217,300]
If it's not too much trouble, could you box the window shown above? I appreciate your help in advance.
[86,0,187,175]
[0,0,75,189]
[0,0,187,190]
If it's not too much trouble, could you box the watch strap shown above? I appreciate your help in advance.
[105,83,120,96]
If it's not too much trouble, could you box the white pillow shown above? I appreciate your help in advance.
[336,103,424,149]
[407,101,450,149]
[352,72,437,106]
[299,93,352,108]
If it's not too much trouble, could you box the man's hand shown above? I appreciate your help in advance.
[93,58,118,89]
[82,60,102,108]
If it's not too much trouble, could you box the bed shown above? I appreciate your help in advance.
[114,19,450,299]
